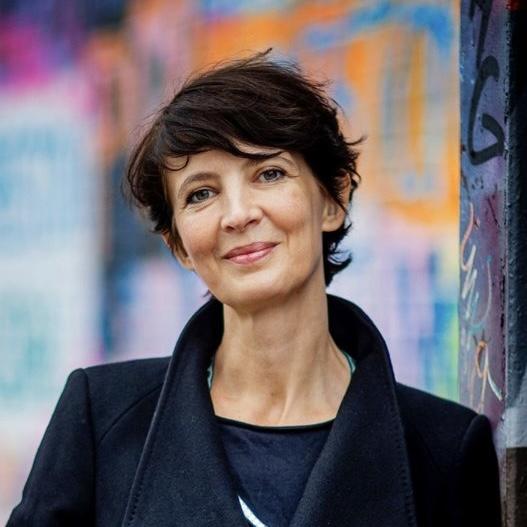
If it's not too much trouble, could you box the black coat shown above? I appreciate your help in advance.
[8,294,502,526]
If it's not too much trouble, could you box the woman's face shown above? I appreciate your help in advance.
[163,142,348,309]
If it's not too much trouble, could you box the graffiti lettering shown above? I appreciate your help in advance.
[470,330,503,412]
[468,56,505,164]
[460,202,503,408]
[469,0,492,67]
[460,202,492,328]
[468,0,505,166]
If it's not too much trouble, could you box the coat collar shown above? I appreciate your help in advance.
[122,294,418,527]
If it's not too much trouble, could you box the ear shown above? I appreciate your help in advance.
[161,231,194,271]
[322,173,352,232]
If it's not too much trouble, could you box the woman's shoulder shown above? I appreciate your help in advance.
[82,355,171,398]
[69,357,171,444]
[395,382,478,426]
[83,355,171,390]
[395,382,494,473]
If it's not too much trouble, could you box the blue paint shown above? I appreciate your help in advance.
[0,0,127,30]
[0,119,96,250]
[200,0,293,18]
[0,293,55,401]
[426,250,458,398]
[331,80,355,114]
[395,260,413,338]
[300,1,453,57]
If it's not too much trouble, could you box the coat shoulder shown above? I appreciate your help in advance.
[82,357,170,444]
[394,384,501,525]
[395,383,481,472]
[396,382,478,426]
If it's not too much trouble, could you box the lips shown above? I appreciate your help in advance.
[223,242,277,259]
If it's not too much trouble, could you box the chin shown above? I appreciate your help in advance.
[216,280,289,310]
[221,276,316,310]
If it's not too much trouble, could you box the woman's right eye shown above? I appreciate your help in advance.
[186,188,214,204]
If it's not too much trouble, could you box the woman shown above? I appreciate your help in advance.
[9,52,501,527]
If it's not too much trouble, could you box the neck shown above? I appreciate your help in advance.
[210,279,351,426]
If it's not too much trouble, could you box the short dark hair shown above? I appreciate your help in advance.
[124,50,363,290]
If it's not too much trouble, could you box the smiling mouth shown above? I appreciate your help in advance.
[224,245,276,265]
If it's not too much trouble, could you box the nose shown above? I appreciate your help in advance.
[219,184,262,232]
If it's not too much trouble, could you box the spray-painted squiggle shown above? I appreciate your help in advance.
[460,202,492,329]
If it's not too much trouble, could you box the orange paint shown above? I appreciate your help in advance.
[89,0,460,228]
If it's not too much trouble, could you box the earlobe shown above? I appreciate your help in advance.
[162,232,194,271]
[174,246,194,271]
[161,232,172,251]
[322,173,351,232]
[322,200,345,232]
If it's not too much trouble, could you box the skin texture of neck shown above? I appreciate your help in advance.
[210,267,351,426]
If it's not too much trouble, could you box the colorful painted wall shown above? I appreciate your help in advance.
[0,0,460,521]
[459,0,506,427]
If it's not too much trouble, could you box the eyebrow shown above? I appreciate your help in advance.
[176,151,295,200]
[176,172,218,201]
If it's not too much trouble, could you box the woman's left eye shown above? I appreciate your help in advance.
[259,168,285,182]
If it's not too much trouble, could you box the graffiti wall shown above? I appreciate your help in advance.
[460,1,527,523]
[459,0,506,424]
[0,0,460,521]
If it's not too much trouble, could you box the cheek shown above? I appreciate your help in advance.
[273,186,322,237]
[177,217,216,259]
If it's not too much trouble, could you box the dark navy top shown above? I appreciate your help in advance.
[217,416,333,527]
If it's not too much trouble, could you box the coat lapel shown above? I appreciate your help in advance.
[290,295,418,526]
[121,298,247,527]
[122,294,418,527]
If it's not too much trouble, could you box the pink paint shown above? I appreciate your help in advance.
[0,21,53,88]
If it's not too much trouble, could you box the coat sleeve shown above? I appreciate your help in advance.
[452,413,502,526]
[7,369,95,526]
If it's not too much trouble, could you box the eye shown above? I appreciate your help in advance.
[259,168,286,182]
[186,188,215,204]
